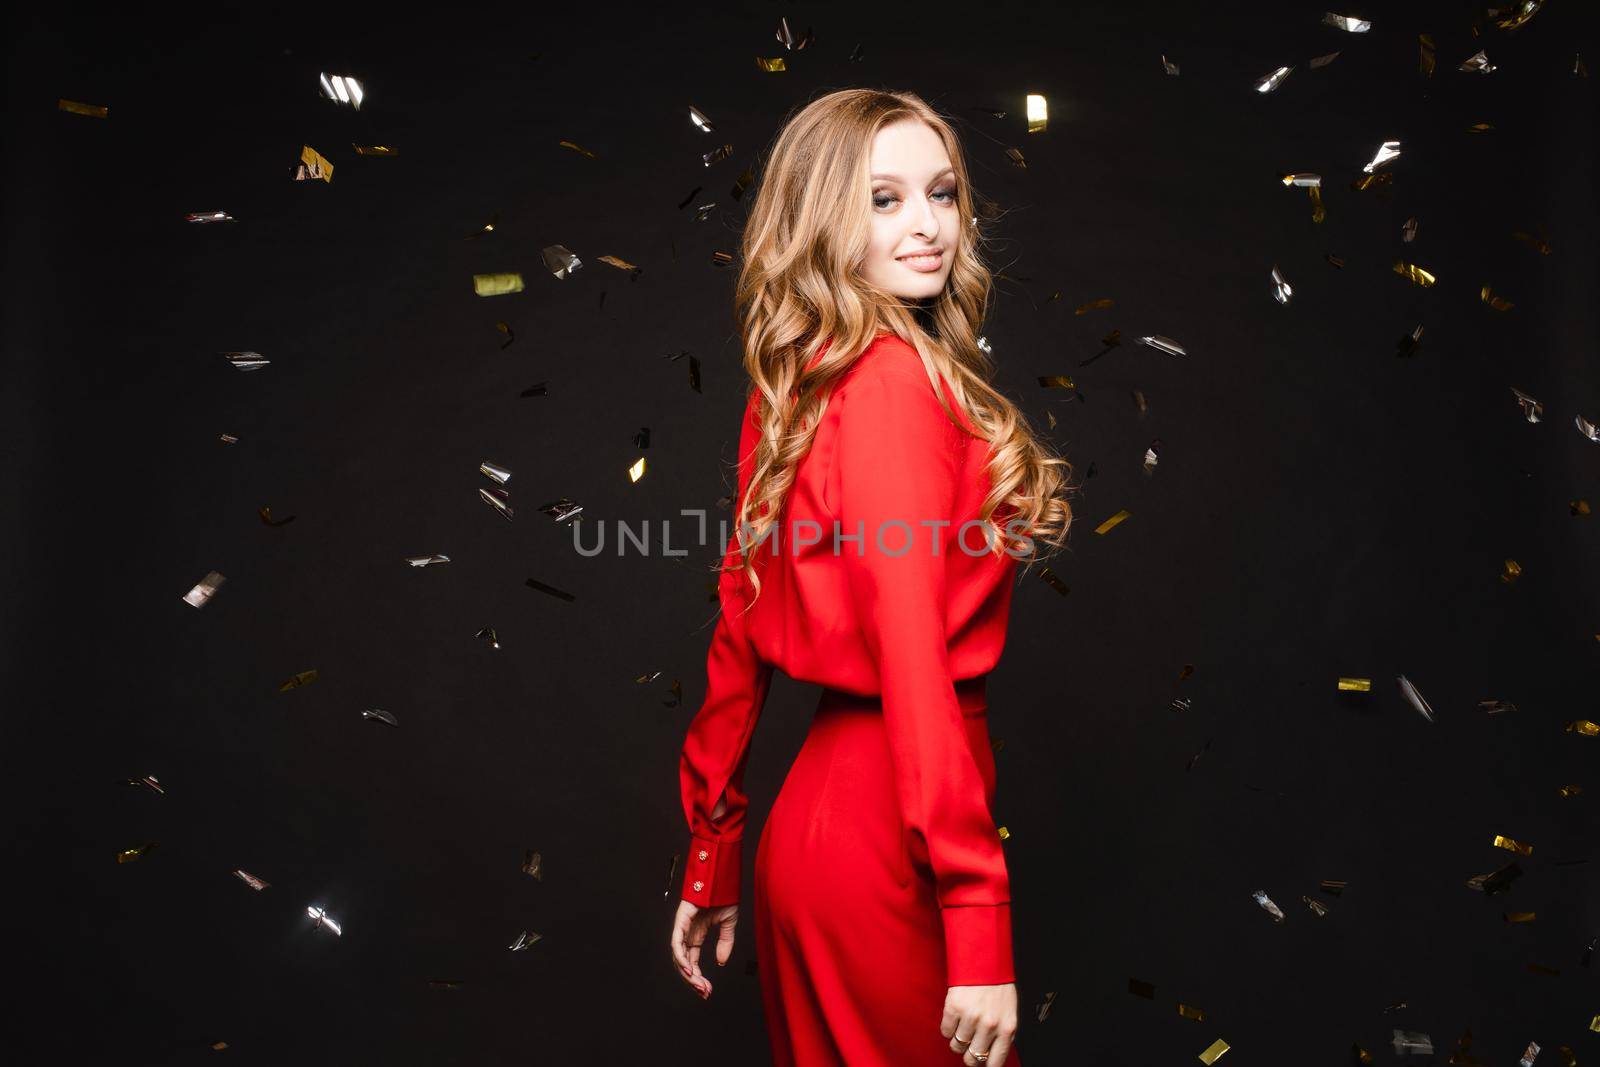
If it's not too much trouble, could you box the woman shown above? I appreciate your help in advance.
[669,88,1074,1067]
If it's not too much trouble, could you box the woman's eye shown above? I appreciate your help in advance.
[932,187,957,202]
[872,193,897,209]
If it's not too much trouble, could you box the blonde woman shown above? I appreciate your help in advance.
[669,88,1074,1067]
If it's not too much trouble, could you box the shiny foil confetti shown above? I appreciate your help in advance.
[1481,285,1514,311]
[1396,675,1436,723]
[1511,387,1544,422]
[1138,334,1186,356]
[1479,699,1517,714]
[702,144,733,166]
[1320,879,1346,895]
[278,669,319,691]
[1397,324,1424,358]
[1420,34,1436,76]
[1094,509,1131,535]
[1501,559,1523,584]
[1074,298,1114,314]
[1520,1042,1542,1067]
[1252,889,1285,922]
[318,73,364,109]
[220,433,239,443]
[774,15,813,50]
[1280,173,1321,186]
[1162,54,1180,75]
[117,843,157,863]
[1363,140,1401,173]
[223,351,269,370]
[1460,50,1497,73]
[756,56,787,72]
[1394,1031,1434,1056]
[1270,265,1293,304]
[1402,217,1419,242]
[1005,147,1026,168]
[307,905,342,936]
[59,98,109,117]
[1512,230,1552,254]
[1337,677,1372,692]
[352,144,397,156]
[479,460,512,485]
[1493,834,1533,856]
[474,626,500,649]
[361,708,398,727]
[730,167,755,200]
[182,571,227,608]
[1393,261,1436,287]
[1566,720,1599,736]
[480,486,513,520]
[1579,415,1600,442]
[1177,1004,1205,1021]
[628,457,646,483]
[1309,185,1326,222]
[558,140,597,158]
[522,849,543,879]
[1302,895,1329,917]
[233,869,269,890]
[259,506,295,527]
[405,554,451,567]
[525,578,576,601]
[1254,66,1292,93]
[542,244,581,279]
[473,273,524,297]
[1037,566,1069,596]
[1038,375,1076,390]
[1466,862,1522,893]
[1198,1038,1230,1065]
[1037,990,1058,1022]
[538,498,584,523]
[1026,93,1048,133]
[509,930,543,951]
[496,321,515,348]
[296,144,333,182]
[1323,13,1370,32]
[1504,909,1538,922]
[1309,51,1341,69]
[689,105,713,132]
[184,211,232,223]
[126,775,164,794]
[597,254,641,276]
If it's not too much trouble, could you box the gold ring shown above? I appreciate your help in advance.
[973,1052,990,1063]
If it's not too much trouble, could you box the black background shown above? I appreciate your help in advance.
[5,1,1596,1063]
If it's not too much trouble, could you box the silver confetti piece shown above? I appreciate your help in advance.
[1511,387,1543,423]
[475,626,501,649]
[509,930,543,951]
[1138,335,1187,357]
[479,487,514,520]
[233,869,270,890]
[479,460,512,485]
[976,336,992,356]
[1161,54,1180,75]
[222,351,269,371]
[182,571,227,608]
[219,433,239,444]
[1459,50,1496,73]
[1576,414,1599,442]
[1392,1030,1434,1057]
[694,202,717,222]
[702,143,734,167]
[1281,173,1322,186]
[538,498,584,524]
[541,244,582,280]
[404,554,452,567]
[1479,700,1518,715]
[1520,1041,1541,1067]
[1396,675,1436,723]
[1308,51,1341,69]
[1270,265,1293,304]
[1254,65,1293,93]
[1037,990,1058,1022]
[1252,889,1285,922]
[1362,140,1401,173]
[689,105,713,132]
[318,73,364,109]
[184,211,233,223]
[1402,217,1419,242]
[361,708,399,727]
[1322,13,1371,32]
[307,905,343,936]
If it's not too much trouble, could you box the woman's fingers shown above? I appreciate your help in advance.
[982,1030,1014,1067]
[714,910,737,966]
[962,1015,1000,1067]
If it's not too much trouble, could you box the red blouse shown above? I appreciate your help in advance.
[677,332,1023,986]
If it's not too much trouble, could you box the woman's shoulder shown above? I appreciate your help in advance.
[840,333,938,395]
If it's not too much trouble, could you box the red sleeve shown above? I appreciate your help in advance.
[836,355,1016,988]
[678,388,776,909]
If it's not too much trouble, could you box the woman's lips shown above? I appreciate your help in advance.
[896,250,943,272]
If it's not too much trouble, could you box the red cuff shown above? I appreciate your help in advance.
[941,903,1015,987]
[681,834,743,908]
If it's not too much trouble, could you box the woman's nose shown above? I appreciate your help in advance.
[911,195,939,239]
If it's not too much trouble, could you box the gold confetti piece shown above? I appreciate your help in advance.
[1493,834,1533,855]
[1037,566,1069,596]
[710,250,734,268]
[1353,1044,1374,1064]
[1481,285,1514,311]
[1493,1,1543,30]
[1309,51,1341,68]
[1162,54,1180,76]
[522,849,543,879]
[1420,34,1436,76]
[318,73,364,109]
[558,139,596,158]
[1199,1038,1230,1065]
[1338,677,1372,692]
[1393,261,1436,286]
[233,869,269,890]
[352,144,397,156]
[1074,297,1114,314]
[1005,147,1026,168]
[525,577,576,602]
[259,506,295,527]
[1026,93,1048,133]
[1352,172,1394,193]
[689,105,714,132]
[1325,252,1345,269]
[1254,66,1293,93]
[296,144,333,182]
[278,669,319,691]
[1321,879,1347,895]
[997,825,1010,841]
[1038,375,1076,390]
[184,211,233,223]
[597,254,641,275]
[627,457,646,482]
[126,775,164,794]
[1566,720,1598,736]
[58,98,108,117]
[730,167,755,200]
[1306,185,1326,223]
[1467,861,1522,893]
[1302,895,1329,916]
[211,1041,228,1050]
[182,571,227,609]
[1590,1017,1600,1034]
[1503,911,1537,922]
[1460,50,1496,73]
[1094,509,1131,535]
[1178,1003,1206,1021]
[473,272,524,297]
[542,244,582,279]
[1467,123,1495,133]
[1554,1044,1575,1066]
[1511,230,1552,254]
[1500,559,1522,584]
[475,626,500,649]
[1128,978,1155,998]
[117,842,157,863]
[756,56,787,72]
[1270,265,1293,304]
[1323,12,1370,32]
[495,321,515,349]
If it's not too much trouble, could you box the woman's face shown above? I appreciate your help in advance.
[860,118,959,300]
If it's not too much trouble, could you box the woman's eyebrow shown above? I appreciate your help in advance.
[869,167,956,183]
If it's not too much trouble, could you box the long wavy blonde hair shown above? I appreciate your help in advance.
[724,88,1076,604]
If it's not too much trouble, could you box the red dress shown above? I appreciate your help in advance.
[678,332,1024,1065]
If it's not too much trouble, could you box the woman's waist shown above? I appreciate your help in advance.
[816,674,989,718]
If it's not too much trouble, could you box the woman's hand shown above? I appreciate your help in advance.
[942,983,1019,1066]
[670,898,738,1000]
